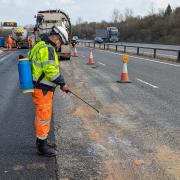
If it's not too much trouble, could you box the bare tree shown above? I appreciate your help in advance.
[118,13,124,22]
[112,8,120,23]
[74,17,84,38]
[149,2,155,15]
[76,17,83,25]
[124,8,133,20]
[111,8,124,23]
[158,8,165,16]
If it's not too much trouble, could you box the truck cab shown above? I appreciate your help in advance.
[107,27,119,43]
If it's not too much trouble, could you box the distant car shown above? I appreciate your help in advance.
[94,37,104,43]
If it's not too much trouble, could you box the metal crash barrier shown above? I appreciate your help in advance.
[78,40,180,63]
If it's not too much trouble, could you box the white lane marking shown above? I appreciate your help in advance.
[80,46,180,68]
[98,62,106,66]
[136,78,159,89]
[0,53,13,63]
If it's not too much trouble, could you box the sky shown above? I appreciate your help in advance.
[0,0,180,26]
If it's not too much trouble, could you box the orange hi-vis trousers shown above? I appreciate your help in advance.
[32,88,53,140]
[7,43,13,50]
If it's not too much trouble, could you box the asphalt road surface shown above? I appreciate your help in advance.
[55,47,180,179]
[0,50,57,180]
[0,47,180,179]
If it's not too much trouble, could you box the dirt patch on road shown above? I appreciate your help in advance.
[156,145,180,178]
[72,105,103,144]
[104,160,126,180]
[72,105,95,119]
[72,103,128,144]
[101,103,126,115]
[71,104,133,179]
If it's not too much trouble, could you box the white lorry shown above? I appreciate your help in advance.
[35,10,71,60]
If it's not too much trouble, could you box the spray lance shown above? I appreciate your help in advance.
[68,90,100,114]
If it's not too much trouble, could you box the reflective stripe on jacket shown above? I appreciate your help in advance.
[28,41,60,88]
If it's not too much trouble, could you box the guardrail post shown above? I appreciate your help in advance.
[99,43,101,49]
[124,46,126,53]
[94,43,95,48]
[154,49,156,58]
[177,51,180,62]
[116,45,118,52]
[137,47,139,55]
[104,44,105,50]
[107,44,109,50]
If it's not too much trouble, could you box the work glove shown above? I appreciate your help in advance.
[60,84,69,93]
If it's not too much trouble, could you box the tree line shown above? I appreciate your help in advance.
[72,5,180,45]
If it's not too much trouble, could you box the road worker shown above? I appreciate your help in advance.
[28,26,69,157]
[6,35,13,50]
[28,37,33,48]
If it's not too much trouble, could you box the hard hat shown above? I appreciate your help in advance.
[51,26,68,45]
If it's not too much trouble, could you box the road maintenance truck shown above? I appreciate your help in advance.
[35,9,71,60]
[12,27,29,48]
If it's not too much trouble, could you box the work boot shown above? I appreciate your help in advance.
[36,138,56,157]
[47,140,57,149]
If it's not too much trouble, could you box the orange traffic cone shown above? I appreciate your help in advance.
[88,49,94,65]
[72,47,78,57]
[117,54,131,83]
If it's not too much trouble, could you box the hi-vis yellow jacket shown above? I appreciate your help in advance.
[28,40,64,89]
